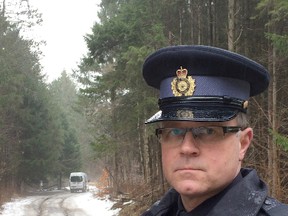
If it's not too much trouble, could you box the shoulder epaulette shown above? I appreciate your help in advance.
[262,197,288,216]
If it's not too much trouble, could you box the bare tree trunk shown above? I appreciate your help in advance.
[228,0,235,51]
[242,0,249,55]
[142,118,151,184]
[137,112,144,179]
[266,0,280,199]
[1,0,5,16]
[197,5,201,44]
[188,0,194,44]
[179,8,183,45]
[207,0,214,45]
[267,44,280,198]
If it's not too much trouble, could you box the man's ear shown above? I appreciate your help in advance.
[239,127,253,161]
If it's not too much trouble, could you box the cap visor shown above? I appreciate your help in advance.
[145,107,238,124]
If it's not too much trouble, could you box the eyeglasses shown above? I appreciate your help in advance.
[155,126,242,145]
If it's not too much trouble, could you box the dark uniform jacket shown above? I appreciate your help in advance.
[141,168,288,216]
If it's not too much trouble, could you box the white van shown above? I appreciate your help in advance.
[69,172,88,192]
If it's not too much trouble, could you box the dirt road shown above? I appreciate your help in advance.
[0,190,119,216]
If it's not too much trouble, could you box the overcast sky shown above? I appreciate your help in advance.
[27,0,101,82]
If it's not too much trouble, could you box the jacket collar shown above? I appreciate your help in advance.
[206,168,268,216]
[145,168,268,216]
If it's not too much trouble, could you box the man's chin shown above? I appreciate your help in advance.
[173,180,202,196]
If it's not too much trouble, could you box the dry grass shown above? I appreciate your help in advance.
[0,186,18,207]
[106,183,166,216]
[117,201,150,216]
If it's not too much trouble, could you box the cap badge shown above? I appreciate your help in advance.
[171,66,196,96]
[177,110,194,119]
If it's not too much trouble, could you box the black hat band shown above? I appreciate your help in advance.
[159,96,247,113]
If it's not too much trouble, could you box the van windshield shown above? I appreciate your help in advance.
[70,176,83,182]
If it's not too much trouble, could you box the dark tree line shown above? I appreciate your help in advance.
[74,0,288,211]
[0,2,86,204]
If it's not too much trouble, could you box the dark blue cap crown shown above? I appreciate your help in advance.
[142,45,270,123]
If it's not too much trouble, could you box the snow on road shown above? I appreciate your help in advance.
[0,191,120,216]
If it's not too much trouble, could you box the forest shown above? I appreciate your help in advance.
[0,0,96,204]
[1,0,288,215]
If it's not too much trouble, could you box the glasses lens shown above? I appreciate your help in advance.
[156,126,241,145]
[192,127,224,143]
[156,128,186,144]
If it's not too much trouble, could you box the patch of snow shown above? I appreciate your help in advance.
[0,190,120,216]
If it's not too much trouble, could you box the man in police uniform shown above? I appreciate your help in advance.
[141,45,288,216]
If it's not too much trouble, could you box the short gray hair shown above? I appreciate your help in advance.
[235,112,249,129]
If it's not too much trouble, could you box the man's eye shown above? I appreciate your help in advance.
[194,127,215,136]
[205,127,215,135]
[170,128,185,136]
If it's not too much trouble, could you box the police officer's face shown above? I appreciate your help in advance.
[160,119,253,209]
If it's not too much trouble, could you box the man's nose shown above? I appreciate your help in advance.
[179,132,200,156]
